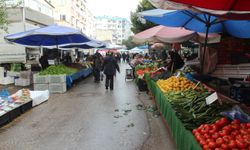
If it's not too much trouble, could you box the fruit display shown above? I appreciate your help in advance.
[39,65,78,75]
[193,117,250,150]
[167,89,232,130]
[157,76,197,93]
[135,63,158,78]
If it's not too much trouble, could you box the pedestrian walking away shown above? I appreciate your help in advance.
[93,51,103,83]
[102,52,120,90]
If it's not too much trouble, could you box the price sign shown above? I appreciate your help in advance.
[206,92,218,105]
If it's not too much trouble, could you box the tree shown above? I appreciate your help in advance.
[0,0,8,31]
[0,0,21,32]
[122,36,137,50]
[130,0,156,34]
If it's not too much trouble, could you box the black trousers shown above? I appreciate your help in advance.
[105,75,114,89]
[93,68,100,82]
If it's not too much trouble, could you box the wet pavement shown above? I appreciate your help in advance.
[0,63,176,150]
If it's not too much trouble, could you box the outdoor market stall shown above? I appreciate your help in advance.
[141,69,250,150]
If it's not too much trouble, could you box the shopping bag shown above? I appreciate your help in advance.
[100,72,104,81]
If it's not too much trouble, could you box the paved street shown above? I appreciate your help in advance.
[0,63,176,150]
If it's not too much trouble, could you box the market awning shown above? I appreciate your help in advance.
[133,25,221,44]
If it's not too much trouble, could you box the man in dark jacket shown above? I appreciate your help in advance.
[103,52,120,90]
[93,52,103,82]
[168,50,184,73]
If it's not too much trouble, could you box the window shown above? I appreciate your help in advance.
[60,15,66,21]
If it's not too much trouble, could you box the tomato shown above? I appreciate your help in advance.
[203,144,210,149]
[208,141,217,149]
[206,139,215,143]
[231,130,240,137]
[246,123,250,128]
[223,135,232,143]
[211,124,219,131]
[240,129,249,135]
[212,133,219,139]
[228,140,237,149]
[221,143,229,149]
[223,125,232,133]
[241,123,247,129]
[220,117,230,126]
[195,135,202,141]
[200,139,207,146]
[232,124,241,130]
[204,133,211,139]
[192,129,198,134]
[236,139,247,149]
[219,130,229,137]
[232,119,241,124]
[216,137,225,145]
[243,137,250,146]
[208,129,216,135]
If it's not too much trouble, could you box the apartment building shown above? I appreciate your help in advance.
[50,0,95,38]
[0,0,54,64]
[95,16,132,45]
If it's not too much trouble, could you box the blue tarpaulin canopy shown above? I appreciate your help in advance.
[4,25,91,48]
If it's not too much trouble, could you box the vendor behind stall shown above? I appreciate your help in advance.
[64,52,72,65]
[168,50,184,73]
[39,54,49,70]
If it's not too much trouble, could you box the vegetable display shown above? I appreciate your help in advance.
[39,65,78,75]
[167,89,232,130]
[157,76,197,93]
[193,117,250,150]
[135,63,158,78]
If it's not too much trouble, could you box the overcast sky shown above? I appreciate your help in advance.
[87,0,141,20]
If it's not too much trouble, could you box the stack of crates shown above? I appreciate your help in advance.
[15,71,32,86]
[33,74,67,93]
[48,75,67,93]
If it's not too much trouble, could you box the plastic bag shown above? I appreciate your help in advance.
[100,72,104,81]
[220,105,250,123]
[0,88,10,98]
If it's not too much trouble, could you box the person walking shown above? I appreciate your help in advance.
[102,52,120,90]
[93,52,103,83]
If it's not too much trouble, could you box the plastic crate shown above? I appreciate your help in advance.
[0,67,4,78]
[137,79,148,91]
[49,74,66,83]
[7,71,20,77]
[15,78,30,86]
[21,101,32,113]
[49,82,67,93]
[34,83,49,91]
[20,71,32,79]
[0,112,10,127]
[33,74,49,84]
[9,107,21,120]
[0,77,14,85]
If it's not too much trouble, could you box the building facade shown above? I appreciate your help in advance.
[95,16,132,45]
[0,0,54,64]
[50,0,95,38]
